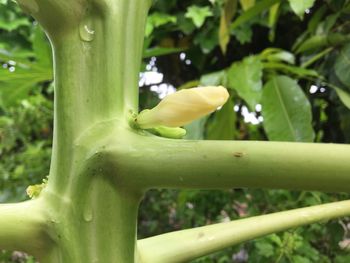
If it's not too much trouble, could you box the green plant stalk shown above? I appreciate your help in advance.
[137,199,350,262]
[0,200,51,259]
[296,34,350,53]
[42,0,151,261]
[230,0,280,30]
[10,0,151,262]
[104,131,350,192]
[1,0,350,262]
[301,47,333,68]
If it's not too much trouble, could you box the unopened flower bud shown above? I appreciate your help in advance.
[137,86,229,128]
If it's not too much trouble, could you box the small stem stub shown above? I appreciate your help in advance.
[26,177,48,199]
[150,126,187,139]
[128,110,139,129]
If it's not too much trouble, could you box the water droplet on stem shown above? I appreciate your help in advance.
[80,24,95,42]
[83,206,93,222]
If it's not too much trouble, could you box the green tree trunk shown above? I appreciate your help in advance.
[17,0,151,262]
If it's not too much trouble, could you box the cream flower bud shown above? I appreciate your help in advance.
[136,86,229,129]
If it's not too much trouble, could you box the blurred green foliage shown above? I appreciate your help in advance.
[1,0,350,262]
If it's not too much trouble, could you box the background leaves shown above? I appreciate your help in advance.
[261,75,315,142]
[335,43,350,91]
[227,55,263,110]
[185,5,213,28]
[288,0,316,19]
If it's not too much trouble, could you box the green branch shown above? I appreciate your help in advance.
[105,130,350,192]
[137,200,350,263]
[0,199,51,260]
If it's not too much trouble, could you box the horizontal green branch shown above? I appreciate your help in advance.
[104,128,350,192]
[0,199,51,259]
[137,200,350,263]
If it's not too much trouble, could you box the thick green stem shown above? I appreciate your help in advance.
[105,132,350,192]
[0,200,52,260]
[48,0,150,194]
[137,200,350,262]
[41,180,143,262]
[17,0,151,262]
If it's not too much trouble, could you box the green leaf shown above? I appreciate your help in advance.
[200,70,226,86]
[194,23,218,54]
[0,46,52,109]
[233,22,253,44]
[335,43,350,89]
[261,75,314,142]
[255,242,274,258]
[0,66,52,82]
[151,13,177,27]
[185,5,213,28]
[261,48,295,64]
[335,255,350,263]
[219,0,237,54]
[307,6,327,33]
[268,3,280,42]
[296,34,350,54]
[143,47,185,58]
[231,0,280,30]
[184,117,208,140]
[0,4,30,31]
[288,0,316,19]
[145,12,177,37]
[239,0,255,11]
[0,48,34,62]
[295,35,327,53]
[145,23,154,38]
[227,55,263,110]
[337,104,350,143]
[334,87,350,110]
[32,25,52,68]
[267,234,282,246]
[0,81,34,108]
[262,62,319,78]
[0,16,29,31]
[177,13,196,35]
[322,13,341,34]
[292,255,312,263]
[301,47,333,68]
[207,98,235,140]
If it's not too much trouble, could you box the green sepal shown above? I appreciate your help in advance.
[150,126,187,139]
